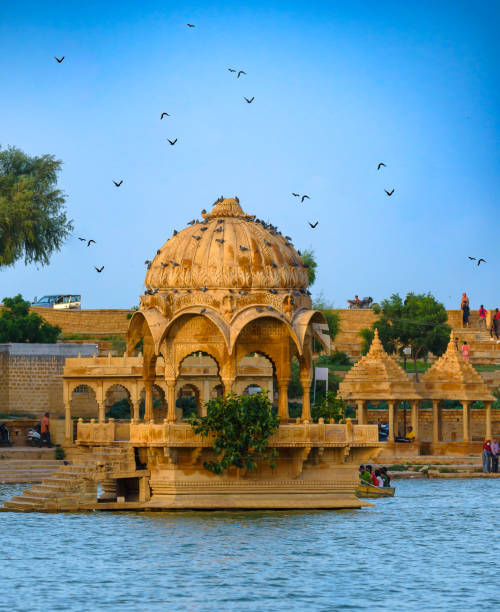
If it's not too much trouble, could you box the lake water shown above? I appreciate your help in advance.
[1,478,499,611]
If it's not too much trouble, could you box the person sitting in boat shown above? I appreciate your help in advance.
[359,465,371,484]
[374,469,384,487]
[366,465,378,487]
[380,466,391,487]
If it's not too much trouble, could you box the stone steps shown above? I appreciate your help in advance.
[0,460,65,483]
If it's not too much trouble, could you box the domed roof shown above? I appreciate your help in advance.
[145,197,308,290]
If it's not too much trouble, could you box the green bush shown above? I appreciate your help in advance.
[54,446,65,460]
[288,401,302,419]
[311,391,346,423]
[190,392,280,474]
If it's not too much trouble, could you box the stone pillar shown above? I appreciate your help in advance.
[356,400,366,425]
[97,401,105,423]
[486,401,492,440]
[166,380,177,423]
[222,378,235,396]
[387,401,395,442]
[144,381,153,422]
[300,378,312,422]
[64,400,72,442]
[432,400,441,443]
[130,401,139,423]
[463,401,471,442]
[411,400,419,441]
[267,378,274,404]
[203,380,210,416]
[278,380,290,421]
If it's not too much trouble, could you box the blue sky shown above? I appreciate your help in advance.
[1,0,499,309]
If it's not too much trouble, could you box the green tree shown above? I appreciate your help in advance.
[0,294,61,342]
[189,392,280,474]
[359,292,450,381]
[300,248,317,287]
[312,293,340,341]
[311,391,346,423]
[0,146,73,267]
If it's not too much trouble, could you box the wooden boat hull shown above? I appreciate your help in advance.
[356,483,395,498]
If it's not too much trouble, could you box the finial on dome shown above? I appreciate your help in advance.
[368,328,384,354]
[203,197,255,220]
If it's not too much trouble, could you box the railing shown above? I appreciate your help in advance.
[76,418,379,446]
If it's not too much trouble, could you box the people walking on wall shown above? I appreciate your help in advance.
[490,308,500,343]
[462,300,470,328]
[39,412,52,448]
[478,305,487,330]
[491,439,499,473]
[482,439,492,473]
[461,341,469,362]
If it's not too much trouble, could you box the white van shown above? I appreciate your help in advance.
[32,294,81,310]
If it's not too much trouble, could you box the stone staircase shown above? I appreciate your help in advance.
[0,459,64,484]
[1,446,134,512]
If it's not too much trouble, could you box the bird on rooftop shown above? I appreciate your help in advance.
[187,220,196,225]
[268,289,277,294]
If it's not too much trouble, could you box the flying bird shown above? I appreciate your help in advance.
[95,266,104,273]
[167,138,178,145]
[160,112,170,119]
[308,221,319,228]
[78,237,86,242]
[377,162,386,170]
[228,68,237,73]
[385,189,395,196]
[468,256,476,261]
[292,193,300,197]
[187,23,195,27]
[243,97,254,104]
[478,258,487,266]
[237,70,246,78]
[54,56,64,63]
[301,195,310,203]
[113,180,123,187]
[87,240,96,247]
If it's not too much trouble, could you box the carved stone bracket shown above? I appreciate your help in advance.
[292,446,311,478]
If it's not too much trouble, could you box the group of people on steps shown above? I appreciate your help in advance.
[461,293,500,342]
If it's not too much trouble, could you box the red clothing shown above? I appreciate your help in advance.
[370,472,378,486]
[483,441,492,452]
[41,416,50,434]
[495,312,500,321]
[479,308,487,318]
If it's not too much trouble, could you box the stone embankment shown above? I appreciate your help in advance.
[375,456,500,479]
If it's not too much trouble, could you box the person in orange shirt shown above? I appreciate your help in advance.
[462,341,470,362]
[39,412,52,448]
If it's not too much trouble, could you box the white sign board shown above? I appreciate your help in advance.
[403,347,412,356]
[315,367,329,381]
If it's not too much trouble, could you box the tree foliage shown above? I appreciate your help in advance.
[0,294,61,342]
[300,248,317,287]
[359,292,451,380]
[312,293,340,341]
[0,146,73,267]
[311,391,346,423]
[189,392,280,474]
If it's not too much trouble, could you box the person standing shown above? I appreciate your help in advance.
[462,300,470,328]
[478,305,487,330]
[39,412,52,448]
[491,439,499,473]
[490,308,500,343]
[482,439,492,473]
[461,341,470,362]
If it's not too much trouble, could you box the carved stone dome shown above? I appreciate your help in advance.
[144,198,308,290]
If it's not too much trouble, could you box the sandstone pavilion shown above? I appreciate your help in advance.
[3,197,382,512]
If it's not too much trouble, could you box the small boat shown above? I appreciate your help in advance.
[356,483,395,498]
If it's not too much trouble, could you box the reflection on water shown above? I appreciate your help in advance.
[2,479,500,611]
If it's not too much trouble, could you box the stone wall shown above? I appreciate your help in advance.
[0,344,97,417]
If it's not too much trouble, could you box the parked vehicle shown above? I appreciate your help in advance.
[0,423,12,446]
[27,424,41,447]
[32,294,81,310]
